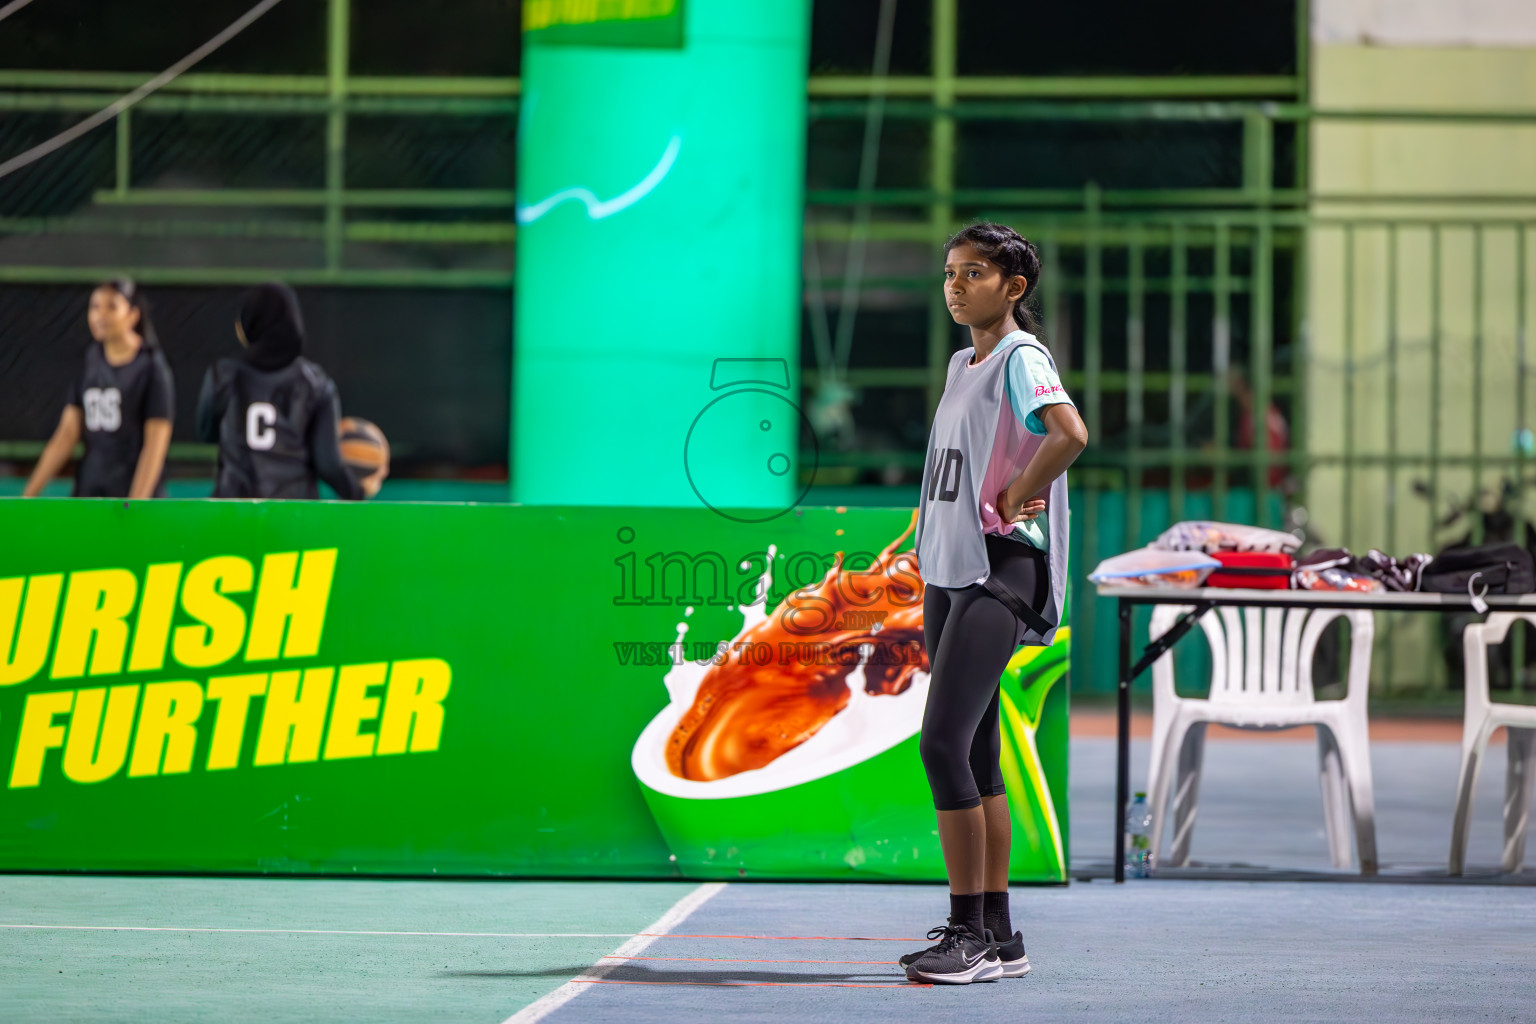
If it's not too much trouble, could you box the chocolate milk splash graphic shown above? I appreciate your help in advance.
[665,511,927,782]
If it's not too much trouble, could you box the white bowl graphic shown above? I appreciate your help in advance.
[630,526,950,879]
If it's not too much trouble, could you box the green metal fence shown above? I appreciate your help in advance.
[796,0,1536,696]
[804,204,1532,696]
[3,0,1533,695]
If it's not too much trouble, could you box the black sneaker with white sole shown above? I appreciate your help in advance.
[993,930,1031,977]
[898,923,951,970]
[904,924,1002,985]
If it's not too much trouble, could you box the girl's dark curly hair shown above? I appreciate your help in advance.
[944,222,1043,339]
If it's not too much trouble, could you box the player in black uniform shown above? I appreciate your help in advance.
[196,282,383,499]
[24,278,174,499]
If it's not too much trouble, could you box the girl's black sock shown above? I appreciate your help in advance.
[983,890,1012,939]
[949,892,985,937]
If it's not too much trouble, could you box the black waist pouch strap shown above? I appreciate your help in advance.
[981,574,1056,641]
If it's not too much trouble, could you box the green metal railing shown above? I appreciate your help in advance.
[792,0,1536,696]
[0,0,521,288]
[4,0,1534,695]
[797,0,1309,512]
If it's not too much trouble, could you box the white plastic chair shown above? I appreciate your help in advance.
[1449,612,1536,876]
[1146,604,1379,874]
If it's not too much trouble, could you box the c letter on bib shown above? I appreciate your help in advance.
[246,403,277,451]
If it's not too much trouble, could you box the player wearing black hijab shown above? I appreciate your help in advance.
[24,278,174,499]
[196,282,383,500]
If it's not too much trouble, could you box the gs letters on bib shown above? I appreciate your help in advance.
[65,343,175,498]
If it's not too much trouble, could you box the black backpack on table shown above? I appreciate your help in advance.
[1419,543,1535,596]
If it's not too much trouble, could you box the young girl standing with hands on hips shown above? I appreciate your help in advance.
[905,223,1088,985]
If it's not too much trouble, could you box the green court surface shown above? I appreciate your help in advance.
[0,875,698,1023]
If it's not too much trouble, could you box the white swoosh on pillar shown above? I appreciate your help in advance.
[515,135,683,225]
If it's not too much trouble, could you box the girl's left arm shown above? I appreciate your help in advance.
[129,419,172,499]
[130,353,175,500]
[997,404,1089,523]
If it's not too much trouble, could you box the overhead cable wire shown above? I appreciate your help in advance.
[830,0,899,375]
[0,0,288,181]
[0,0,41,27]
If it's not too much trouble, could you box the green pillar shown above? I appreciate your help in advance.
[513,1,811,515]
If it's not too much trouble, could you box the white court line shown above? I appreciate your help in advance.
[0,924,633,938]
[502,882,726,1024]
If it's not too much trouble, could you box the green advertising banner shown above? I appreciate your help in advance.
[0,501,1069,881]
[523,0,687,48]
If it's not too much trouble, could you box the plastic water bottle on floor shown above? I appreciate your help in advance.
[1124,792,1152,878]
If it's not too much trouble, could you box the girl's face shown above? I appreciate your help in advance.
[943,242,1026,327]
[88,287,140,343]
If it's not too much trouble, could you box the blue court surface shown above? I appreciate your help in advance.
[5,735,1535,1023]
[4,873,1534,1023]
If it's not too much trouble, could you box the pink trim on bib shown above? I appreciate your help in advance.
[977,395,1048,535]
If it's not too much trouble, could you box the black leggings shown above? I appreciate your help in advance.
[919,533,1049,811]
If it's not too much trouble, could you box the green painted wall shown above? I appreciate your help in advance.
[1308,44,1536,552]
[1307,43,1536,688]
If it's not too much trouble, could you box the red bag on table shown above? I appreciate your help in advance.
[1205,551,1295,589]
